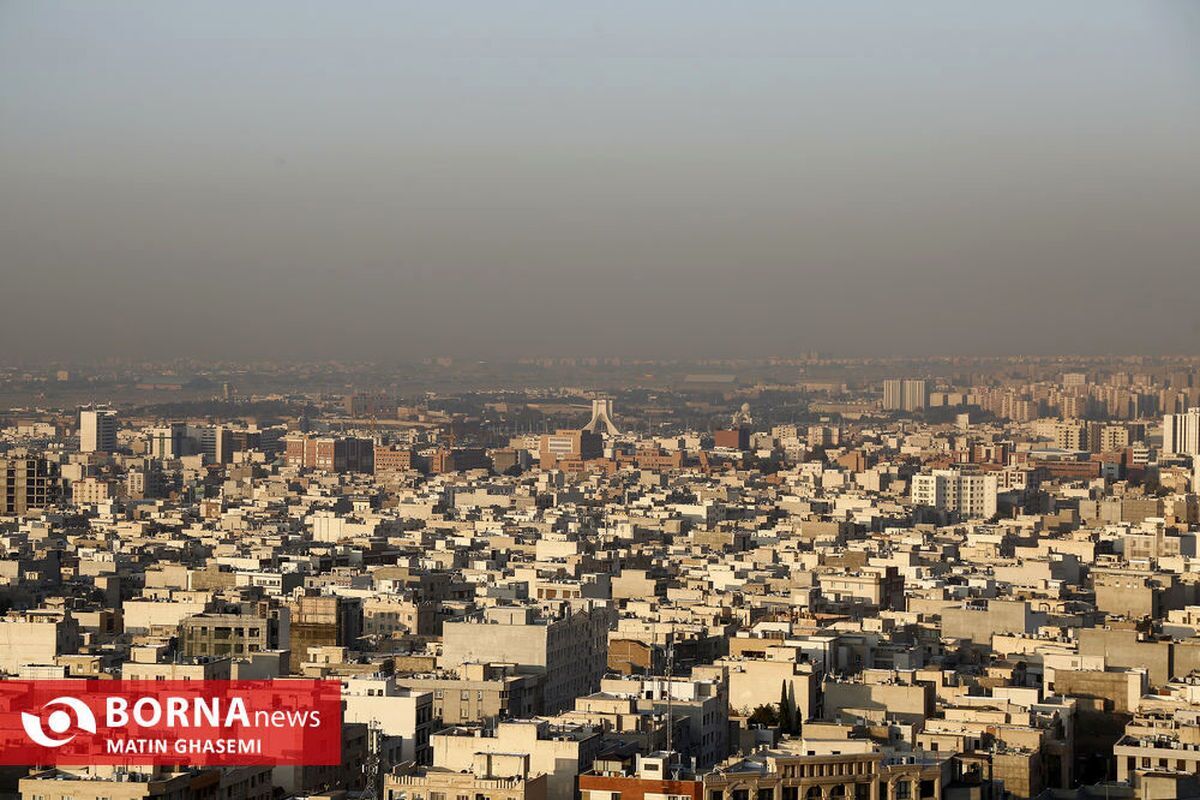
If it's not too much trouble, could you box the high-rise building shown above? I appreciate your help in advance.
[79,407,118,453]
[903,379,929,412]
[126,464,165,499]
[807,425,841,447]
[283,434,374,473]
[344,391,393,418]
[429,447,490,474]
[882,379,928,412]
[1163,408,1200,457]
[286,594,363,673]
[1,453,62,515]
[712,427,750,450]
[1034,419,1086,451]
[1087,422,1132,454]
[375,443,419,474]
[538,429,603,468]
[911,468,999,519]
[882,379,901,410]
[145,422,189,459]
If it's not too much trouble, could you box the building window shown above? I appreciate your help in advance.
[757,789,774,800]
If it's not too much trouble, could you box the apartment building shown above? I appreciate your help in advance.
[440,602,614,713]
[910,470,999,519]
[1,452,61,514]
[395,662,543,724]
[79,407,118,453]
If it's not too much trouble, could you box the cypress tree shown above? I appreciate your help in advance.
[778,680,792,733]
[787,681,800,734]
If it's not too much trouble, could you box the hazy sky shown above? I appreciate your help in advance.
[3,2,1200,361]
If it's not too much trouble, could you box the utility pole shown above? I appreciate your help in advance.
[363,719,382,800]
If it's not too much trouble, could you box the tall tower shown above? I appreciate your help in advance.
[883,379,927,412]
[79,407,118,453]
[1164,408,1200,457]
[882,379,903,411]
[583,397,619,436]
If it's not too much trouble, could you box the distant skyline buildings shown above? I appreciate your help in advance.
[883,379,928,413]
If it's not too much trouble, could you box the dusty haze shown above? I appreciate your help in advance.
[2,1,1200,361]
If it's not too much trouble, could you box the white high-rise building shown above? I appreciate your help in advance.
[883,379,902,410]
[912,469,999,519]
[1163,408,1200,457]
[145,422,188,459]
[883,378,928,412]
[79,407,118,453]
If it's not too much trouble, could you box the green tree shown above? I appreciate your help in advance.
[748,704,779,726]
[787,681,800,734]
[779,680,792,733]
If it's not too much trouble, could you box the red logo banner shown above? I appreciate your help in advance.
[0,680,342,766]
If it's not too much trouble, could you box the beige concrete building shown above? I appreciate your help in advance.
[123,596,213,633]
[70,476,115,504]
[822,673,934,725]
[440,602,614,712]
[180,612,276,659]
[704,749,951,800]
[342,675,436,765]
[385,764,548,800]
[712,656,820,721]
[395,662,543,724]
[941,599,1045,644]
[433,721,602,800]
[0,610,80,675]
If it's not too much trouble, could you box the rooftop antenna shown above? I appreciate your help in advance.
[363,718,382,800]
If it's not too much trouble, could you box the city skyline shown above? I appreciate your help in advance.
[5,4,1200,797]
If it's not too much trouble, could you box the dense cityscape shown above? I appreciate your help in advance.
[5,0,1199,798]
[4,356,1200,799]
